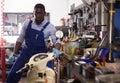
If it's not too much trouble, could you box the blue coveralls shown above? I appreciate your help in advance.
[6,20,50,83]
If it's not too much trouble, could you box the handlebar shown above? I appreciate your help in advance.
[16,65,30,73]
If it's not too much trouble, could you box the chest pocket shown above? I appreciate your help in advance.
[25,20,50,47]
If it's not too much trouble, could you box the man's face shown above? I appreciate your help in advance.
[34,8,46,22]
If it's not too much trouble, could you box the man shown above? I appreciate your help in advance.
[6,3,57,83]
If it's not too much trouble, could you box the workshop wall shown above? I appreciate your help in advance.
[4,0,83,26]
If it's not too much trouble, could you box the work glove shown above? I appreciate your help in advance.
[7,54,18,63]
[53,48,61,58]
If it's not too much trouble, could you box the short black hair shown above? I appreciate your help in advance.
[34,3,45,11]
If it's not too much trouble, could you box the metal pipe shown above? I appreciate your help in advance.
[108,0,115,62]
[96,2,101,26]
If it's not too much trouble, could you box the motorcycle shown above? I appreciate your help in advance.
[16,52,56,83]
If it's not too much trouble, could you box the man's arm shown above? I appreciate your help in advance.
[13,19,30,54]
[13,42,22,54]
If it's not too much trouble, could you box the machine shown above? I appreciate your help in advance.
[16,52,56,83]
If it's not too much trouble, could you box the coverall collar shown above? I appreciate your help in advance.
[32,18,48,27]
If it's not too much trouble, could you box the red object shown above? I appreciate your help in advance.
[73,75,81,83]
[0,0,6,82]
[0,38,4,46]
[0,47,6,83]
[102,56,107,66]
[3,15,8,21]
[60,18,65,21]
